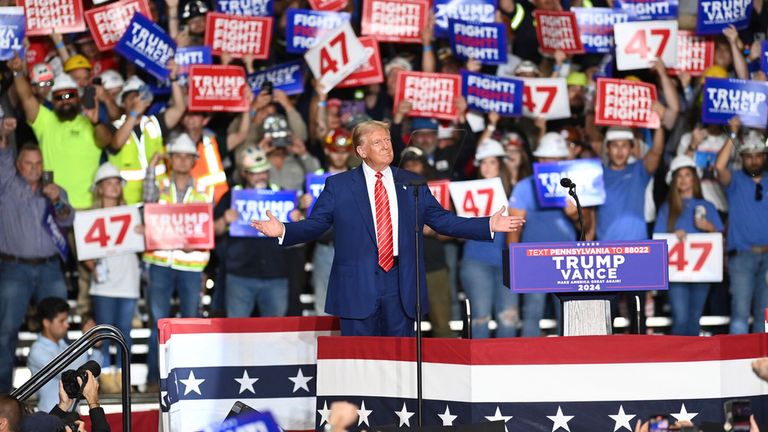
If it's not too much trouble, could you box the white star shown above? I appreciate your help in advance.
[547,406,575,432]
[394,402,415,427]
[671,403,698,423]
[179,370,205,396]
[234,370,258,394]
[485,406,513,432]
[357,400,373,427]
[318,400,331,426]
[288,368,313,393]
[438,405,458,426]
[608,405,636,432]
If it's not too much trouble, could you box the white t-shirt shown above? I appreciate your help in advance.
[90,253,141,298]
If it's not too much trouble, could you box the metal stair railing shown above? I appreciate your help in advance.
[11,324,132,432]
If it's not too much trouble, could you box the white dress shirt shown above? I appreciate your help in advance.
[361,162,399,256]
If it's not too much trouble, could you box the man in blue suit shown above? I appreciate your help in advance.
[253,121,525,336]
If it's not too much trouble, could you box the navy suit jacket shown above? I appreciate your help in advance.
[283,165,493,319]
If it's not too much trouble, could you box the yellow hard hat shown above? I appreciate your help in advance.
[63,54,92,72]
[624,75,641,82]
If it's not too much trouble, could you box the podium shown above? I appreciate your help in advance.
[503,240,668,336]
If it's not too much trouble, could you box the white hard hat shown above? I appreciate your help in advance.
[167,133,198,156]
[533,132,570,158]
[91,162,124,191]
[604,127,634,143]
[474,139,506,165]
[739,130,768,154]
[99,69,125,91]
[50,73,78,93]
[665,155,698,185]
[118,75,145,106]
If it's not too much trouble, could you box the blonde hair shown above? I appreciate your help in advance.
[352,120,390,154]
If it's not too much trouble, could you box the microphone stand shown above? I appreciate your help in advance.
[568,186,585,242]
[410,180,424,427]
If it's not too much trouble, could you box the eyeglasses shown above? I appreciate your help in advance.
[757,183,764,202]
[53,92,78,102]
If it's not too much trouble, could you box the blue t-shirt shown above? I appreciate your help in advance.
[597,161,651,241]
[653,198,723,234]
[725,170,768,252]
[508,176,577,243]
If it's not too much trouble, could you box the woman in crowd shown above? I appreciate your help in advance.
[653,156,724,336]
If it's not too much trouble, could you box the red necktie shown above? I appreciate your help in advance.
[374,172,394,272]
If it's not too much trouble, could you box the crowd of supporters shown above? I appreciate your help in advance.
[0,0,766,406]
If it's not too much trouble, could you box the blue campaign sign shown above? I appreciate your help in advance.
[762,40,768,74]
[305,172,331,215]
[433,0,496,39]
[506,240,668,293]
[0,7,25,61]
[696,0,752,35]
[285,8,350,54]
[247,60,305,96]
[532,159,606,208]
[614,0,677,20]
[115,13,176,81]
[461,70,523,116]
[230,189,297,238]
[573,7,631,54]
[449,19,507,65]
[214,0,273,16]
[701,78,768,128]
[200,411,281,432]
[175,46,212,87]
[594,54,614,79]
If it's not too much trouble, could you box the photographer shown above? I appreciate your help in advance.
[50,371,109,432]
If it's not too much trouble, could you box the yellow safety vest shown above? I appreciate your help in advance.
[109,115,166,204]
[142,177,213,272]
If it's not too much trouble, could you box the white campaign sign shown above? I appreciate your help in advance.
[652,233,723,283]
[614,20,678,71]
[304,21,371,91]
[522,78,571,120]
[448,178,507,218]
[74,205,145,261]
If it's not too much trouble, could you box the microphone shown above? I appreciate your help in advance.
[560,177,575,189]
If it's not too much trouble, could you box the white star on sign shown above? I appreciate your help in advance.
[179,370,205,396]
[357,400,373,427]
[484,406,513,432]
[394,402,415,427]
[547,406,575,432]
[318,401,331,426]
[438,405,458,426]
[288,368,313,393]
[671,403,698,423]
[234,370,258,394]
[609,405,636,432]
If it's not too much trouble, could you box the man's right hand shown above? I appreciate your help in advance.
[251,210,284,238]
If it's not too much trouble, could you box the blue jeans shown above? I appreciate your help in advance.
[0,259,67,392]
[226,273,288,318]
[460,259,519,338]
[668,282,709,336]
[91,295,138,369]
[312,243,334,316]
[146,265,202,384]
[729,251,768,334]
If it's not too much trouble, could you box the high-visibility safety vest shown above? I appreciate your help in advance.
[191,133,228,205]
[142,177,213,272]
[109,114,166,204]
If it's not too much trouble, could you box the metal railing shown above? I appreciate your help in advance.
[11,324,132,432]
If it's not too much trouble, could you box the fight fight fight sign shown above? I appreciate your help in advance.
[85,0,150,51]
[205,12,273,58]
[449,20,507,65]
[394,71,461,121]
[361,0,429,43]
[20,0,84,35]
[533,10,583,54]
[594,78,660,129]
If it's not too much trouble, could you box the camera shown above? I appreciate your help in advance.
[61,360,101,399]
[261,80,273,95]
[82,86,96,109]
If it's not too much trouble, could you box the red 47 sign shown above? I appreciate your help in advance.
[305,22,371,91]
[74,205,145,261]
[652,233,723,283]
[614,20,678,71]
[448,178,508,218]
[521,78,571,120]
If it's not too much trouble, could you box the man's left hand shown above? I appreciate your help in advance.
[42,184,61,204]
[490,206,525,232]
